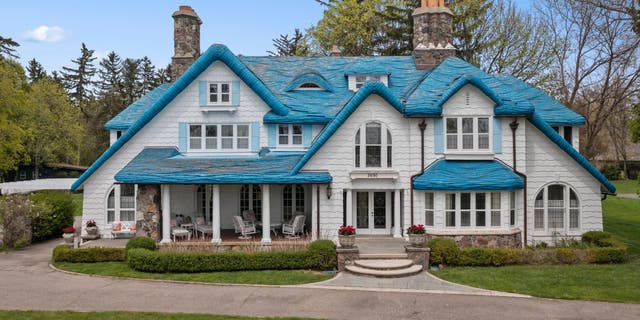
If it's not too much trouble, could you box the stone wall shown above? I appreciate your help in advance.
[136,184,161,240]
[426,230,522,248]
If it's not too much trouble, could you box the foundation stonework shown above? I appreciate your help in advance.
[426,229,522,248]
[136,184,161,240]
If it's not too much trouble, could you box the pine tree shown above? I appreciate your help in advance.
[121,58,142,105]
[268,29,310,56]
[139,56,156,94]
[26,58,47,83]
[0,36,19,60]
[97,51,123,94]
[155,63,173,84]
[61,43,97,115]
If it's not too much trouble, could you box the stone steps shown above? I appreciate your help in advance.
[358,253,408,259]
[354,259,414,270]
[345,262,423,278]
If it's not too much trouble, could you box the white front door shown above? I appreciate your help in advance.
[354,190,391,235]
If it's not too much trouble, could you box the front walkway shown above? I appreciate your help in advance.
[1,239,639,320]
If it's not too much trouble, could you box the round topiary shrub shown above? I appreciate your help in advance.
[306,239,337,270]
[125,236,157,251]
[427,238,460,266]
[581,231,612,247]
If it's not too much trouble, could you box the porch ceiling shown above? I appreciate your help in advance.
[114,148,331,184]
[413,159,524,191]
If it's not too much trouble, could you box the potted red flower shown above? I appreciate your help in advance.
[85,219,99,237]
[338,225,356,248]
[62,226,75,245]
[407,224,426,247]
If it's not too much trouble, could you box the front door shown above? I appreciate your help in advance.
[355,191,391,235]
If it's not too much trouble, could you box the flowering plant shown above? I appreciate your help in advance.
[86,219,97,227]
[62,226,76,234]
[407,224,426,234]
[338,225,356,236]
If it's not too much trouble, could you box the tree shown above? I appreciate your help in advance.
[97,51,123,94]
[0,36,19,60]
[268,29,311,56]
[26,58,47,83]
[155,64,172,84]
[121,58,142,105]
[0,60,28,177]
[139,56,157,94]
[575,0,640,35]
[61,43,97,116]
[448,0,494,65]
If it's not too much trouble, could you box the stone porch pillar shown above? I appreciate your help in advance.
[211,184,221,244]
[261,184,271,244]
[160,184,171,243]
[394,189,401,238]
[346,189,353,227]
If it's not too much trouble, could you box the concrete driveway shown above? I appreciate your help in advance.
[1,240,639,320]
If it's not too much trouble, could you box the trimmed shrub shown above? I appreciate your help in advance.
[30,191,75,242]
[306,240,337,270]
[0,194,33,248]
[581,231,613,247]
[458,248,525,266]
[590,247,628,264]
[52,245,126,263]
[427,238,460,266]
[449,246,628,267]
[599,164,620,180]
[126,236,156,251]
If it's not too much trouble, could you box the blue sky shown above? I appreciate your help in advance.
[1,0,531,73]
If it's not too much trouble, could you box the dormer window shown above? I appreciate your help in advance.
[208,82,231,105]
[445,117,491,151]
[296,82,323,90]
[348,74,389,91]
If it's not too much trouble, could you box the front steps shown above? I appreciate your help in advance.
[345,257,424,278]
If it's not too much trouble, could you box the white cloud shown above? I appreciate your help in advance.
[22,25,69,42]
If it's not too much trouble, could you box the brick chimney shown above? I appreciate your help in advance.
[412,0,456,70]
[171,5,202,80]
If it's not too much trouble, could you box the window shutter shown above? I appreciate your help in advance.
[303,125,312,147]
[251,122,260,152]
[268,124,277,148]
[493,118,502,154]
[434,118,443,154]
[178,122,187,151]
[199,81,207,106]
[232,80,240,106]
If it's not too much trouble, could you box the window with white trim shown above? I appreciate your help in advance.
[296,82,323,90]
[510,191,516,226]
[534,184,580,232]
[278,124,303,146]
[445,192,502,228]
[283,185,305,222]
[348,74,389,91]
[445,117,491,151]
[240,184,262,220]
[354,122,392,168]
[425,193,434,227]
[106,184,136,223]
[188,124,250,151]
[208,82,231,105]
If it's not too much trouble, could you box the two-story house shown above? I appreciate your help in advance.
[71,2,615,247]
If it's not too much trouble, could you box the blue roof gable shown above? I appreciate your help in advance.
[104,84,171,130]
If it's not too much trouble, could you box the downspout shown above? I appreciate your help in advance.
[410,118,428,227]
[316,185,320,239]
[510,118,527,248]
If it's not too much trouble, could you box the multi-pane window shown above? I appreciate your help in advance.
[196,185,213,223]
[188,124,250,151]
[208,82,231,104]
[534,184,581,231]
[444,192,503,228]
[354,122,392,168]
[510,191,516,226]
[106,184,136,223]
[278,124,303,146]
[445,117,491,151]
[283,185,305,222]
[425,193,434,226]
[240,184,262,220]
[355,75,382,89]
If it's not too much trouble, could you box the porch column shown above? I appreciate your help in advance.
[261,184,271,244]
[160,184,171,243]
[211,184,221,244]
[393,189,401,238]
[311,185,318,240]
[345,189,353,227]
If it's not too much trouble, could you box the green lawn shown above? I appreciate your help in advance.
[432,194,640,303]
[0,310,319,320]
[53,261,333,285]
[611,179,639,194]
[71,192,83,216]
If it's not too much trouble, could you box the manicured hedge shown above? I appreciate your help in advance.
[453,246,628,266]
[427,238,460,265]
[125,236,156,251]
[53,245,126,263]
[128,240,337,273]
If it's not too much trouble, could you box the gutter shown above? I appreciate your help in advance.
[509,118,527,248]
[410,118,427,226]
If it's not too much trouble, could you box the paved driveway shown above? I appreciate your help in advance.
[1,240,639,320]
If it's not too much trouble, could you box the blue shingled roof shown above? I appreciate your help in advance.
[413,159,524,190]
[104,84,172,130]
[115,148,331,184]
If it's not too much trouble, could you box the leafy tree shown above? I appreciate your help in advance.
[0,60,28,177]
[61,43,97,116]
[268,29,311,56]
[0,36,19,60]
[26,58,47,83]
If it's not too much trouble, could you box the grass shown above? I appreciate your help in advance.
[71,192,83,216]
[0,310,319,320]
[53,261,333,285]
[611,179,639,194]
[432,194,640,303]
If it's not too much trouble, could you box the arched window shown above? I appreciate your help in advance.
[354,122,392,168]
[283,185,305,222]
[240,184,262,219]
[196,185,213,222]
[534,184,580,231]
[106,184,136,223]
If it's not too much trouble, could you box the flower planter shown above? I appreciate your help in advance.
[86,226,99,236]
[338,234,356,248]
[62,233,74,245]
[408,233,426,247]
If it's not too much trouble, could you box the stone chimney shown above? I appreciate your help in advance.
[330,45,342,57]
[171,5,202,80]
[412,0,456,70]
